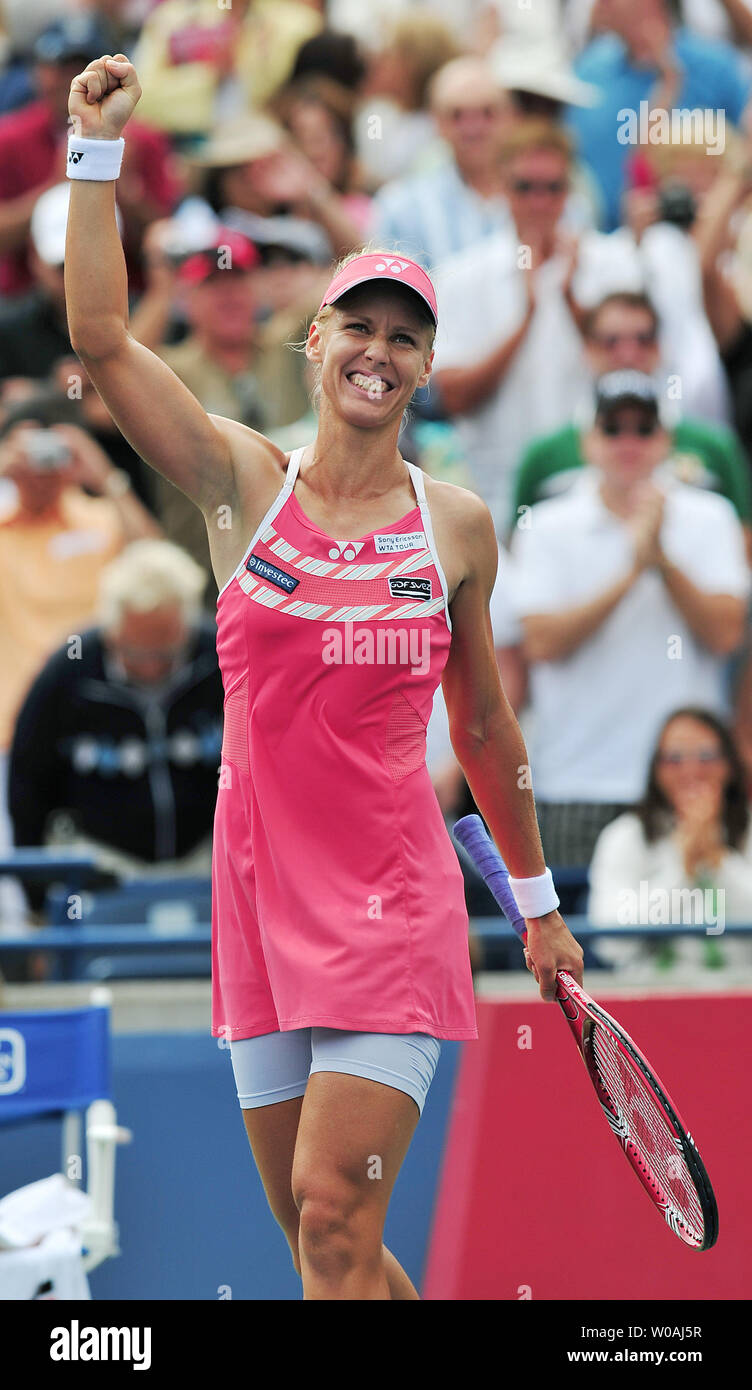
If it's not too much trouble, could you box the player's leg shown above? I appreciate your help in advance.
[230,1030,422,1295]
[230,1030,310,1272]
[291,1030,441,1300]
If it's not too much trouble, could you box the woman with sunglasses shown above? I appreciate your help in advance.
[63,55,584,1301]
[589,708,752,971]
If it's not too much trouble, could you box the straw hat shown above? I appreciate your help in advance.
[189,114,288,169]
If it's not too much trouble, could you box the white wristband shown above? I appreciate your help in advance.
[67,135,125,181]
[508,868,560,919]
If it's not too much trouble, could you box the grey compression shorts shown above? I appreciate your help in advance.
[229,1027,442,1115]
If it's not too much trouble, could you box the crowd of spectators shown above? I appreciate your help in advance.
[3,0,752,974]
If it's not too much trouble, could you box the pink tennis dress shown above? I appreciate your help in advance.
[211,447,478,1042]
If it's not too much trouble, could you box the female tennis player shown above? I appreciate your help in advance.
[65,55,584,1301]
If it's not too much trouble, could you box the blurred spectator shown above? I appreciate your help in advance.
[50,354,154,505]
[372,57,514,269]
[271,75,374,238]
[189,112,364,261]
[589,707,752,970]
[0,183,73,377]
[290,26,366,91]
[355,12,461,184]
[8,539,223,894]
[511,291,752,536]
[0,183,125,380]
[568,0,752,230]
[509,371,749,866]
[0,388,161,753]
[490,35,604,231]
[132,0,322,136]
[0,13,179,297]
[696,145,752,454]
[130,228,309,599]
[431,122,644,533]
[568,0,752,53]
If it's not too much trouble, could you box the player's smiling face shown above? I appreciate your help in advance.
[308,286,434,426]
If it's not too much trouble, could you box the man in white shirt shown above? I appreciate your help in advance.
[431,122,646,534]
[509,370,750,865]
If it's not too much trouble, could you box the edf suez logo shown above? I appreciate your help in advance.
[0,1028,26,1094]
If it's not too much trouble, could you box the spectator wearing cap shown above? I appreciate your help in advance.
[8,539,224,898]
[567,0,752,231]
[0,387,162,757]
[511,291,752,540]
[489,34,604,231]
[0,182,156,502]
[0,14,179,298]
[508,369,750,867]
[130,228,310,600]
[0,183,74,379]
[132,0,321,137]
[430,121,647,534]
[189,112,365,263]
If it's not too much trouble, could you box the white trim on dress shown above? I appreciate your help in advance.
[405,460,452,634]
[215,447,306,602]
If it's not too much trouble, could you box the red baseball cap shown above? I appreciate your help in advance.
[177,229,260,286]
[319,252,438,326]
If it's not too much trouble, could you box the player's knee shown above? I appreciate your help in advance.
[295,1186,378,1279]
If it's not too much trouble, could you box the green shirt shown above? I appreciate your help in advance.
[511,419,752,534]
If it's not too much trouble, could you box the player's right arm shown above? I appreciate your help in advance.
[64,55,274,525]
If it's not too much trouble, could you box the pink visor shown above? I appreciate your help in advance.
[319,253,438,326]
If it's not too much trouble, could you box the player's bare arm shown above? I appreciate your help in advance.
[433,482,584,998]
[64,54,286,589]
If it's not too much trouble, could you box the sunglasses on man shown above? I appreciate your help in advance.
[596,417,659,437]
[588,330,657,349]
[511,178,568,195]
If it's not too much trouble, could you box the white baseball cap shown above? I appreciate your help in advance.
[30,182,124,267]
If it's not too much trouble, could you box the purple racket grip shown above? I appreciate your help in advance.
[453,815,528,943]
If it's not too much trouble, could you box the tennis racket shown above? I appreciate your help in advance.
[453,814,719,1251]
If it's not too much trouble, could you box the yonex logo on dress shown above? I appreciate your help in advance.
[322,624,430,675]
[328,540,365,561]
[374,258,410,274]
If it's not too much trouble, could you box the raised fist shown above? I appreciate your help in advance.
[68,54,142,141]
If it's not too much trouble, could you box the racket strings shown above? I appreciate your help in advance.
[591,1023,704,1239]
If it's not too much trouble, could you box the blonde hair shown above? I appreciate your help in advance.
[99,540,207,631]
[382,14,461,111]
[499,119,574,167]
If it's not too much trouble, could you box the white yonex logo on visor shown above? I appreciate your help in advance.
[328,540,365,561]
[374,259,410,275]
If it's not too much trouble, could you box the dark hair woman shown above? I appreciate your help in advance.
[589,707,752,971]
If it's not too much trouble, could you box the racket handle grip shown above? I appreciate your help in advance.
[453,815,528,943]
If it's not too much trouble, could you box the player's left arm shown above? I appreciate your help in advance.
[441,492,584,997]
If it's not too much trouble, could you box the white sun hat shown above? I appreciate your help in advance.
[491,37,602,109]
